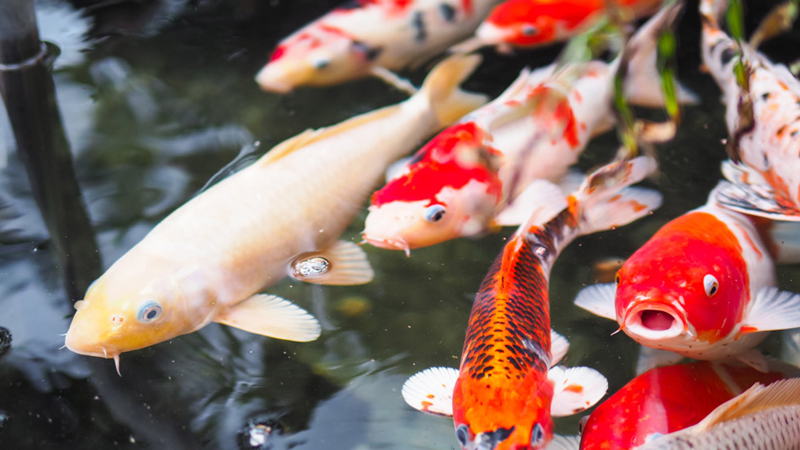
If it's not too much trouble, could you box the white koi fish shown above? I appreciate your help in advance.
[65,55,488,372]
[255,0,503,92]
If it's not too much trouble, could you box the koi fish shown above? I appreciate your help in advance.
[255,0,503,93]
[401,156,663,450]
[575,183,800,373]
[453,0,663,54]
[637,378,800,449]
[362,2,695,253]
[700,0,800,221]
[580,360,798,449]
[64,55,488,372]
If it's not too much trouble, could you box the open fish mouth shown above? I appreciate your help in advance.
[361,234,411,257]
[623,304,685,341]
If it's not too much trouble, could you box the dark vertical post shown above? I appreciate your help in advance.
[0,0,102,302]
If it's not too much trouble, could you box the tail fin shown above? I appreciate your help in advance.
[414,54,489,127]
[622,1,699,107]
[572,156,662,235]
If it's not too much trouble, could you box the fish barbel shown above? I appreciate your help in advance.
[402,156,662,450]
[64,54,488,371]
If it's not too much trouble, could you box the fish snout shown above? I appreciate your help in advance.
[623,302,685,341]
[474,22,511,47]
[255,62,305,93]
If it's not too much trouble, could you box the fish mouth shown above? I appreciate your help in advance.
[254,66,296,93]
[361,233,411,257]
[623,304,685,340]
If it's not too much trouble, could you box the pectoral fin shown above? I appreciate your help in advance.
[215,294,321,342]
[401,367,458,417]
[494,179,568,227]
[574,283,618,321]
[289,240,374,286]
[550,329,570,367]
[548,365,608,417]
[735,348,769,373]
[636,346,685,375]
[713,169,800,221]
[742,287,800,333]
[545,435,581,450]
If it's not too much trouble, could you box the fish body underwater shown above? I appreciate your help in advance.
[580,360,798,449]
[575,184,800,372]
[700,0,800,220]
[401,156,663,450]
[64,55,488,368]
[255,0,503,92]
[362,1,695,253]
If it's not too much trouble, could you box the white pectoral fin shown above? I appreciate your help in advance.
[545,435,581,450]
[215,294,321,342]
[370,66,418,95]
[735,348,769,373]
[290,240,374,286]
[548,365,608,417]
[636,346,685,375]
[495,180,568,227]
[401,367,458,417]
[712,177,800,221]
[574,283,618,321]
[550,329,570,367]
[743,287,800,332]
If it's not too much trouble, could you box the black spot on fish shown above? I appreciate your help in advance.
[439,3,456,22]
[777,124,788,136]
[412,11,427,42]
[351,41,382,61]
[339,0,363,10]
[792,129,799,138]
[762,92,771,101]
[709,38,726,53]
[721,48,737,66]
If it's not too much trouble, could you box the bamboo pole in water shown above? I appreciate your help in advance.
[0,0,101,302]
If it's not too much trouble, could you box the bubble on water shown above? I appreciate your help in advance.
[0,327,11,357]
[238,417,284,450]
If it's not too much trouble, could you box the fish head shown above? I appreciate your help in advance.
[477,0,559,49]
[452,372,554,450]
[615,216,749,349]
[65,261,207,360]
[362,124,503,251]
[255,24,379,92]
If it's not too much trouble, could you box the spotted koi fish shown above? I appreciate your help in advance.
[453,0,663,54]
[401,157,662,450]
[700,0,800,221]
[580,360,798,450]
[362,2,696,254]
[575,183,800,374]
[256,0,503,92]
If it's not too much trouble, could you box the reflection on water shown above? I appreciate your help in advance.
[0,0,799,449]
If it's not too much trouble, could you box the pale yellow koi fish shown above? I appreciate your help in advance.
[65,54,488,372]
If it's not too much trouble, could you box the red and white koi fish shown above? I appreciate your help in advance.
[637,378,800,449]
[453,0,663,54]
[256,0,503,92]
[64,55,487,372]
[700,0,800,221]
[401,157,662,450]
[575,183,800,373]
[362,2,695,253]
[580,360,798,450]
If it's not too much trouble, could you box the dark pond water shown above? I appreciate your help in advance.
[1,0,799,449]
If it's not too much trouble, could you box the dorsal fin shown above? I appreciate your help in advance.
[694,378,800,431]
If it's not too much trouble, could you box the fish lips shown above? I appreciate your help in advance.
[622,300,686,342]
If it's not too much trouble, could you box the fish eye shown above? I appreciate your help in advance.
[521,24,538,36]
[311,57,330,70]
[424,204,446,222]
[455,424,469,447]
[531,423,545,446]
[615,271,621,285]
[138,301,163,323]
[703,274,719,297]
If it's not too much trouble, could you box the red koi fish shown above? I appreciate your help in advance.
[580,360,798,449]
[575,183,800,373]
[402,157,662,450]
[453,0,663,53]
[362,2,695,253]
[700,0,800,221]
[256,0,503,92]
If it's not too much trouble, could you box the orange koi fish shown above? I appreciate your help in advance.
[256,0,503,92]
[580,360,798,449]
[402,157,662,450]
[700,0,800,221]
[362,2,695,253]
[575,183,800,373]
[453,0,663,53]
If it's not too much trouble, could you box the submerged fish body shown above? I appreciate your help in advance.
[700,0,800,220]
[401,157,663,450]
[636,378,800,450]
[256,0,502,92]
[65,55,488,365]
[575,185,800,371]
[458,0,663,53]
[580,360,797,449]
[363,2,695,253]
